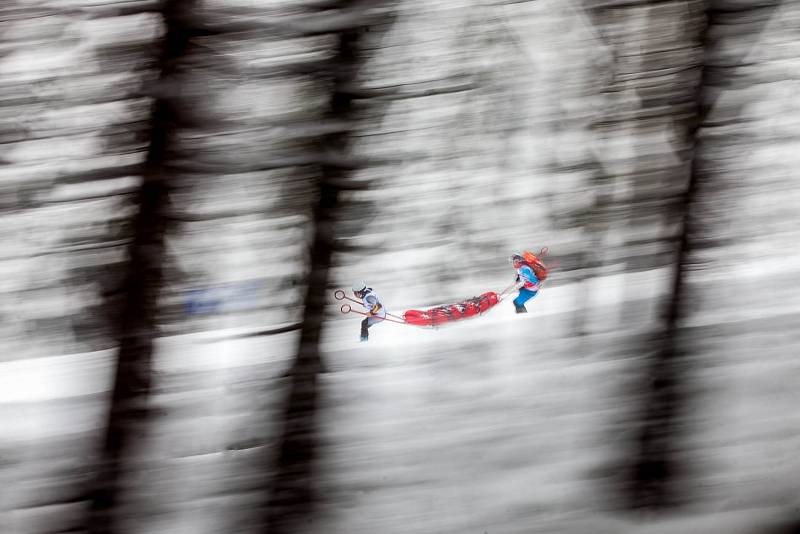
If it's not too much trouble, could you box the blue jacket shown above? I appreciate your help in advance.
[516,264,540,291]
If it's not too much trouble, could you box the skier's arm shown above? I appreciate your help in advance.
[364,295,383,315]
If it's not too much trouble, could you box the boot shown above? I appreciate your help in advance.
[514,303,527,314]
[360,320,369,341]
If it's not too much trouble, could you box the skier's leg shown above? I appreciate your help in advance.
[361,313,386,341]
[513,288,537,313]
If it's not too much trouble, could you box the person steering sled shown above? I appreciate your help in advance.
[352,282,386,341]
[509,251,548,313]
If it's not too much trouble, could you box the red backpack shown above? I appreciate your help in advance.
[523,250,549,282]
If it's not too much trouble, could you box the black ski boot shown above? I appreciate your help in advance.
[360,319,369,342]
[514,303,527,314]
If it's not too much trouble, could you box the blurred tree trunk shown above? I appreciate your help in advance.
[88,1,188,531]
[617,0,708,512]
[624,0,785,511]
[264,4,393,532]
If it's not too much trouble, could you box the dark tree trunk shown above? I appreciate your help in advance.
[263,17,364,534]
[625,0,785,511]
[263,179,339,532]
[88,2,190,532]
[624,3,709,511]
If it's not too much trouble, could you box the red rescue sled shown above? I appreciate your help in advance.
[403,291,500,327]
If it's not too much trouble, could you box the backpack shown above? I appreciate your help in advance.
[523,250,549,282]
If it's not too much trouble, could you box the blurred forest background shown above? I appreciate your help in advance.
[2,0,800,533]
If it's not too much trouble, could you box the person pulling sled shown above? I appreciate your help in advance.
[509,250,549,313]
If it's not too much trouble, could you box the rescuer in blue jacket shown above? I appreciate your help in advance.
[509,254,540,313]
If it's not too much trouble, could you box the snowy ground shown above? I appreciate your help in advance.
[3,270,800,533]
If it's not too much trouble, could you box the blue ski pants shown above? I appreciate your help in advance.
[513,288,538,308]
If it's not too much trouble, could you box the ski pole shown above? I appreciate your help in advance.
[498,280,517,300]
[339,304,406,324]
[334,289,363,306]
[333,290,405,321]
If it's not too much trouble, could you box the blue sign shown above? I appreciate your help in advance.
[185,280,263,315]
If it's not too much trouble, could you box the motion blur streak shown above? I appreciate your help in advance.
[2,0,800,533]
